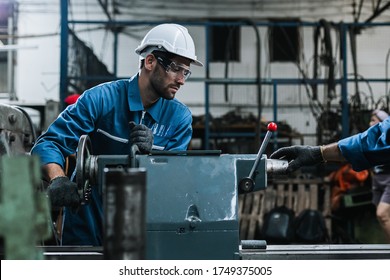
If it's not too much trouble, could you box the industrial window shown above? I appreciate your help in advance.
[209,20,240,62]
[268,19,301,63]
[0,1,15,94]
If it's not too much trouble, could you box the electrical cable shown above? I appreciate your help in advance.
[312,19,342,144]
[266,21,323,120]
[245,19,262,146]
[313,19,336,104]
[347,73,375,107]
[356,0,364,22]
[348,25,361,108]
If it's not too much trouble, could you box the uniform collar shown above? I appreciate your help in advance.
[128,73,162,122]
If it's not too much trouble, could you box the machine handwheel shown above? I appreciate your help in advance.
[76,135,93,203]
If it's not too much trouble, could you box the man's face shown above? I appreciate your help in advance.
[369,115,381,127]
[149,54,192,100]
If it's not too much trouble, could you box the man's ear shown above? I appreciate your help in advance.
[144,53,155,70]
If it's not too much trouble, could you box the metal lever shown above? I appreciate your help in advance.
[239,122,277,193]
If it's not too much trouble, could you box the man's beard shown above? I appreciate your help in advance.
[150,68,176,100]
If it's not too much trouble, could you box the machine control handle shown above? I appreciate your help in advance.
[248,122,277,180]
[239,122,277,193]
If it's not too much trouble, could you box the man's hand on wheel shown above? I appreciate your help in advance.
[48,176,81,208]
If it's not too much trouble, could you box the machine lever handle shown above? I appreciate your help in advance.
[248,122,277,180]
[238,122,277,193]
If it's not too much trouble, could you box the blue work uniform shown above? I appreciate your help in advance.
[31,74,193,245]
[338,116,390,172]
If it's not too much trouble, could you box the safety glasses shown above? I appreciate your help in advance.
[153,53,191,80]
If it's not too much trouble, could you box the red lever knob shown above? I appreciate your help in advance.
[267,122,277,132]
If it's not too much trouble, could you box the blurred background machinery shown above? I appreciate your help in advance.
[0,103,51,259]
[0,103,36,156]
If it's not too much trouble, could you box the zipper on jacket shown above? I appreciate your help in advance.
[140,110,146,124]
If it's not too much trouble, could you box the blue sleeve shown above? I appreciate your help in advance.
[338,117,390,171]
[31,89,101,167]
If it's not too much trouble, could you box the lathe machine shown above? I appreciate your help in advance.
[2,112,390,260]
[74,122,287,259]
[69,122,390,260]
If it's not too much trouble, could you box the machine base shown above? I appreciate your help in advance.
[33,244,390,260]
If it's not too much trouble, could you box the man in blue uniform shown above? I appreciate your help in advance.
[31,23,203,246]
[367,110,390,242]
[270,116,390,173]
[270,115,390,243]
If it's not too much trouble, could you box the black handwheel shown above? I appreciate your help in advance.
[76,135,93,203]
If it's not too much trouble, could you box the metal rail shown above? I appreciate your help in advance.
[36,244,390,260]
[240,244,390,260]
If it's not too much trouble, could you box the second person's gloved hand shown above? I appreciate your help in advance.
[129,121,154,154]
[270,145,325,173]
[48,176,81,208]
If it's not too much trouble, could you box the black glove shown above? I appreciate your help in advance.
[270,145,324,173]
[48,176,81,208]
[129,121,154,154]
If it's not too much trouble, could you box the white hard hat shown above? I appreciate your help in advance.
[372,109,389,121]
[135,23,203,67]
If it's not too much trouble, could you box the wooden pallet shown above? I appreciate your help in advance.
[239,179,331,240]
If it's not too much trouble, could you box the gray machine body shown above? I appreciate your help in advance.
[94,152,267,259]
[137,153,266,259]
